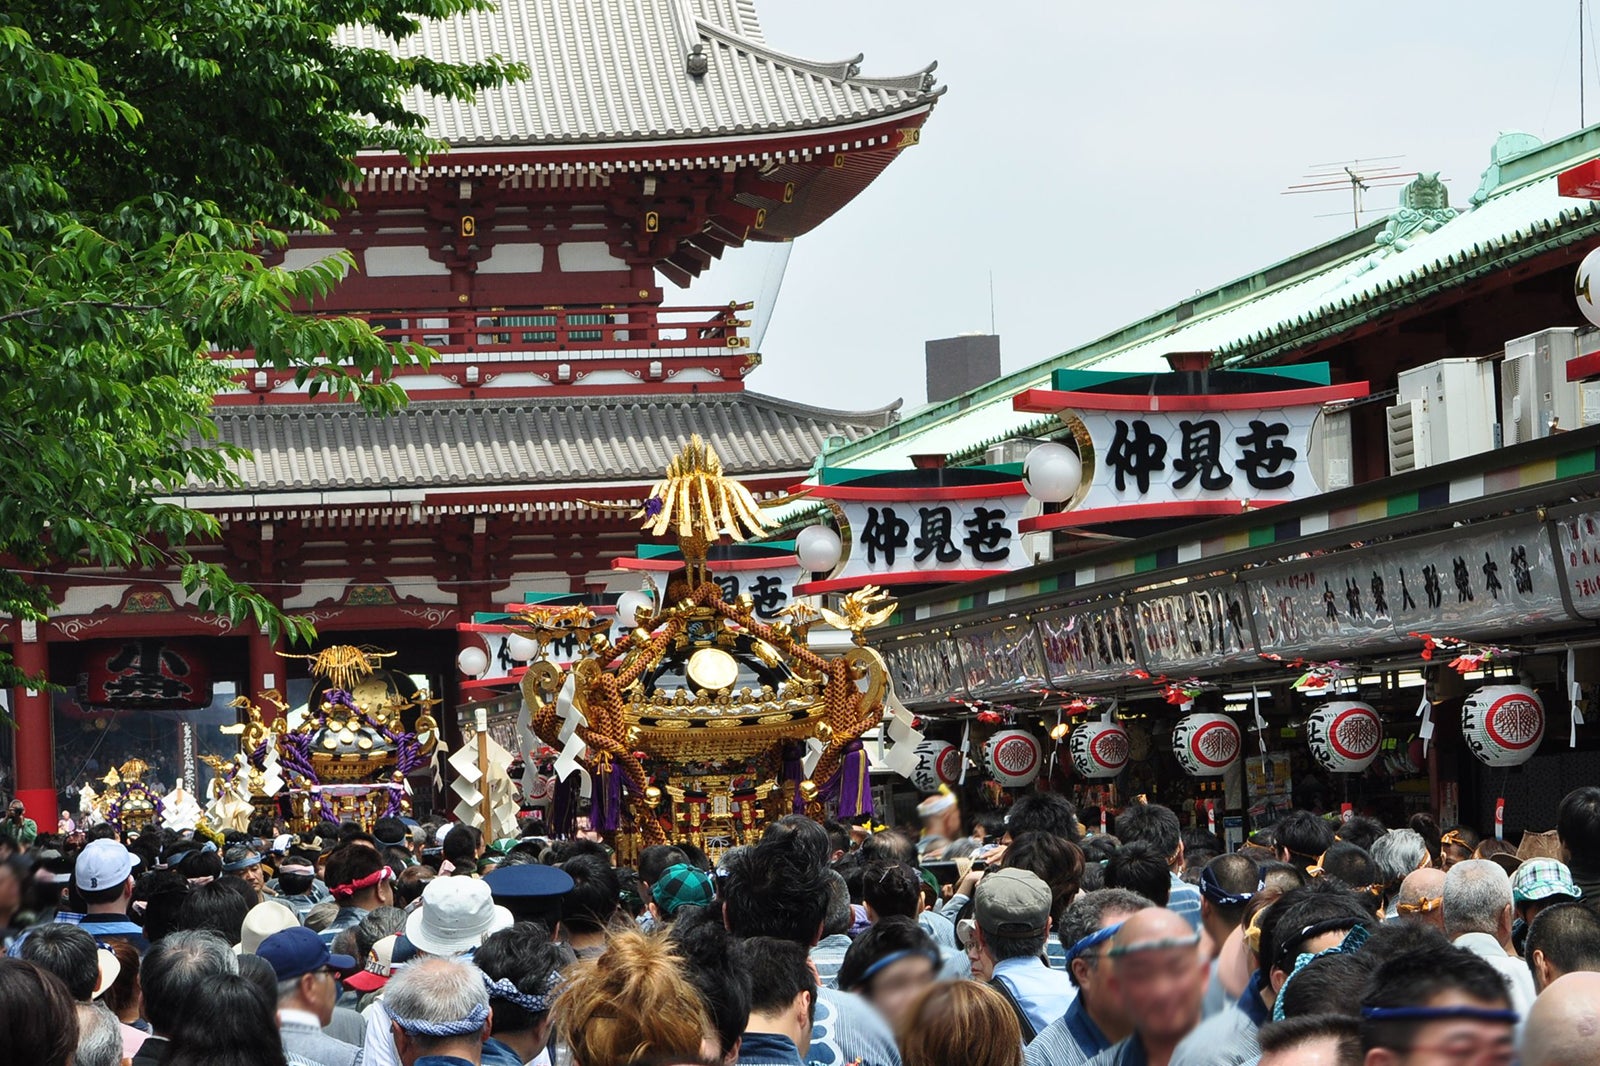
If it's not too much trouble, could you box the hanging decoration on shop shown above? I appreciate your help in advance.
[1259,653,1349,693]
[983,729,1044,788]
[1068,717,1130,779]
[1460,685,1546,768]
[1129,669,1208,706]
[1305,701,1383,773]
[1568,648,1586,748]
[910,739,963,793]
[1410,632,1510,674]
[1171,712,1242,777]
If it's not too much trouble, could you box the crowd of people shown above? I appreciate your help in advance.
[3,786,1600,1066]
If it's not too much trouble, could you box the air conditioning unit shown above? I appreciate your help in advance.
[1500,328,1600,443]
[1388,358,1496,473]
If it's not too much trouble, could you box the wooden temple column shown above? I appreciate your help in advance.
[11,621,56,824]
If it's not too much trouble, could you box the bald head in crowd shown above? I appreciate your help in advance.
[1523,972,1600,1066]
[1396,868,1446,931]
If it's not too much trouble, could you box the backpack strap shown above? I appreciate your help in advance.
[988,975,1038,1043]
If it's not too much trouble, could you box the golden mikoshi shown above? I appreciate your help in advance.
[519,436,895,847]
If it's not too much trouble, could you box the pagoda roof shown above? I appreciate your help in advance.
[824,125,1600,471]
[339,0,941,150]
[178,392,899,504]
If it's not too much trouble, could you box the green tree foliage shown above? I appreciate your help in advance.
[0,2,519,684]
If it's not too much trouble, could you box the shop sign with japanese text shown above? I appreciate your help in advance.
[804,495,1029,594]
[1248,517,1564,658]
[1554,509,1600,620]
[1036,602,1143,684]
[882,638,970,705]
[955,623,1049,698]
[1130,583,1259,673]
[1077,406,1323,512]
[1011,373,1368,531]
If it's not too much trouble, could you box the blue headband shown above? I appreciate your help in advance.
[1199,865,1261,907]
[386,1002,490,1036]
[1064,921,1125,965]
[484,975,558,1014]
[851,949,937,989]
[222,854,262,872]
[1272,924,1369,1022]
[163,842,217,868]
[1362,1006,1518,1024]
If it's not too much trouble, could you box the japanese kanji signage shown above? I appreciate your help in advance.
[799,489,1031,595]
[1012,371,1369,530]
[1555,508,1600,619]
[708,568,794,621]
[1130,584,1258,673]
[82,639,213,710]
[882,638,969,704]
[1248,517,1563,658]
[1078,406,1322,511]
[955,623,1049,698]
[1036,602,1142,684]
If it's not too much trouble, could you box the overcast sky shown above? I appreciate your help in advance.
[686,1,1600,413]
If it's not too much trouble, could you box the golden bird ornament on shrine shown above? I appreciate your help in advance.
[818,585,898,644]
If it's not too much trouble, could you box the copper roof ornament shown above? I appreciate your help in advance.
[518,436,895,847]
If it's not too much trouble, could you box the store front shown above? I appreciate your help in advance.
[871,425,1600,840]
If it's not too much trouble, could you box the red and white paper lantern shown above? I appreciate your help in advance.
[1306,701,1383,773]
[1069,718,1130,780]
[1461,685,1545,768]
[910,740,963,793]
[983,729,1044,788]
[1171,713,1242,777]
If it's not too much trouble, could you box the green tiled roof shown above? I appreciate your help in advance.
[830,125,1600,471]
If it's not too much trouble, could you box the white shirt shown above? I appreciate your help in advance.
[278,1008,323,1031]
[360,998,400,1066]
[1452,932,1535,1019]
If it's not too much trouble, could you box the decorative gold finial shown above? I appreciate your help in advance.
[818,585,899,645]
[637,435,773,567]
[282,645,396,691]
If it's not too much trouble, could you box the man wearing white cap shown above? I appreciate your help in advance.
[916,786,965,860]
[66,838,147,952]
[358,876,513,1066]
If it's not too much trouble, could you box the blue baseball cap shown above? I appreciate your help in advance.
[482,863,574,903]
[256,926,356,981]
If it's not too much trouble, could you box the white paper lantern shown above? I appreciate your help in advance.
[456,645,489,678]
[983,729,1043,788]
[614,589,654,629]
[1306,701,1383,773]
[1022,442,1083,503]
[1069,718,1129,779]
[1461,685,1546,767]
[795,525,843,572]
[1171,713,1242,777]
[910,740,962,793]
[505,633,539,663]
[1578,245,1600,328]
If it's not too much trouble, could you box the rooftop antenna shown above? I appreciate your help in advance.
[1283,157,1418,227]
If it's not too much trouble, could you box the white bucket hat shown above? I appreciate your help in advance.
[238,899,301,955]
[404,877,512,957]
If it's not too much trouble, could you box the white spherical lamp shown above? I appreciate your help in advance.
[1579,245,1600,328]
[505,633,538,663]
[456,645,489,678]
[795,525,843,572]
[1022,442,1083,503]
[614,589,654,629]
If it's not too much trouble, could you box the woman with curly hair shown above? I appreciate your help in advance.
[551,929,715,1066]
